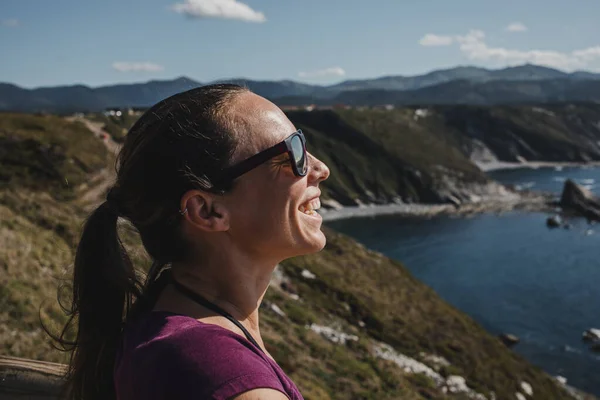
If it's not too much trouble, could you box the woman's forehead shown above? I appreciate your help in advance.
[230,92,295,157]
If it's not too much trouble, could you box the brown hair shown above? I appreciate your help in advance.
[52,84,249,400]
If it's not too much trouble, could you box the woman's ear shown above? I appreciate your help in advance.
[180,190,230,232]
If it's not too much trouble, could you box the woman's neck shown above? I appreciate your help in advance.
[158,255,277,346]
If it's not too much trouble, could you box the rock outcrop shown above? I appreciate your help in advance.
[499,333,520,347]
[560,180,600,221]
[547,215,562,228]
[583,328,600,342]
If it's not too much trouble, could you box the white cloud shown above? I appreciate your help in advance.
[419,34,454,46]
[573,47,600,61]
[1,19,20,27]
[171,0,266,23]
[421,29,600,71]
[506,22,528,32]
[112,62,165,72]
[298,67,346,79]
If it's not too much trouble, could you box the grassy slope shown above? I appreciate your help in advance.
[0,113,588,399]
[275,231,573,399]
[0,113,109,199]
[334,108,484,182]
[287,110,429,204]
[287,110,488,204]
[434,104,600,162]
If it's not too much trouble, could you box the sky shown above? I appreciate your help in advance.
[2,0,600,88]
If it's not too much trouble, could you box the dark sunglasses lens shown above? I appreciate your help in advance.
[290,135,307,175]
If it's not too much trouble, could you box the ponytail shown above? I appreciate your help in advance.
[57,201,143,400]
[46,84,249,399]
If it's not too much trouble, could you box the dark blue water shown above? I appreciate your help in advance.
[327,167,600,395]
[491,165,599,196]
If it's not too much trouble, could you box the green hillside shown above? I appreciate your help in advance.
[0,113,109,198]
[0,112,590,399]
[82,104,600,206]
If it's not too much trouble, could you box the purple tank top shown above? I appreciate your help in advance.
[114,311,304,400]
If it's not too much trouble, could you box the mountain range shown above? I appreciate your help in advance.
[2,64,600,112]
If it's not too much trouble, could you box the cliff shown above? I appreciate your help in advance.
[1,112,596,399]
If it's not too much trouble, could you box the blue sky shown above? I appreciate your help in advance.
[2,0,600,88]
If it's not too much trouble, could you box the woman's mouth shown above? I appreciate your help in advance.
[298,197,321,217]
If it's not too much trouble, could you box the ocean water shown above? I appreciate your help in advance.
[491,165,600,196]
[327,166,600,395]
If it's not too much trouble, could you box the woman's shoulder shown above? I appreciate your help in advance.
[115,311,286,400]
[122,310,271,369]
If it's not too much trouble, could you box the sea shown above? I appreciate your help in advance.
[327,166,600,395]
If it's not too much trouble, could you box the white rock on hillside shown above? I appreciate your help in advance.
[520,381,533,396]
[373,343,488,399]
[443,376,487,400]
[373,343,444,386]
[270,266,300,300]
[270,265,287,288]
[414,108,431,120]
[308,324,358,345]
[419,352,451,371]
[446,375,469,393]
[270,304,286,318]
[444,376,487,400]
[555,375,568,385]
[301,269,316,279]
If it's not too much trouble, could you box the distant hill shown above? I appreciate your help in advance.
[329,64,600,92]
[2,64,600,112]
[322,78,600,106]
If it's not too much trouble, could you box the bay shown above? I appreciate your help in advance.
[327,166,600,395]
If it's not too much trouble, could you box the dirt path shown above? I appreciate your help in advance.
[67,117,123,209]
[72,117,121,156]
[78,167,114,207]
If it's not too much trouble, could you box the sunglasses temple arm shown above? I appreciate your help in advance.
[215,142,289,184]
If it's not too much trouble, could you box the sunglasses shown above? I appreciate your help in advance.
[213,129,307,188]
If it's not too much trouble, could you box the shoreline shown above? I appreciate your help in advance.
[321,202,452,221]
[476,160,600,172]
[321,161,600,222]
[321,192,554,222]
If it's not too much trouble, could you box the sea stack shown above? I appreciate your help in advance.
[560,179,600,221]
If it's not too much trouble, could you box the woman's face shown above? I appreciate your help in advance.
[223,92,330,261]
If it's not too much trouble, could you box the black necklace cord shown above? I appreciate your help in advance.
[169,275,263,352]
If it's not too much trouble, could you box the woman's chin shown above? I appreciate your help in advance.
[287,211,327,255]
[303,229,327,253]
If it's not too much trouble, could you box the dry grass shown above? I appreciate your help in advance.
[0,111,592,400]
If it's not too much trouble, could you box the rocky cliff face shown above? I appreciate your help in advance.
[287,104,600,207]
[436,104,600,163]
[560,179,600,221]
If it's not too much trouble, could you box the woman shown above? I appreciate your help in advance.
[57,84,330,400]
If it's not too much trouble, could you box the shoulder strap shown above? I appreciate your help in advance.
[170,276,264,353]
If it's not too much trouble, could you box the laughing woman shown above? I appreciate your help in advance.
[57,84,330,400]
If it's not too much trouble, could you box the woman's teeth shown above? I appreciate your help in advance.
[299,198,321,215]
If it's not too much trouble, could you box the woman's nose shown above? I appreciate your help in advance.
[307,153,330,183]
